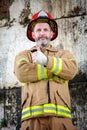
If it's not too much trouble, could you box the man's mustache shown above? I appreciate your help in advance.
[38,36,48,40]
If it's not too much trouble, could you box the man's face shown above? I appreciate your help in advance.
[32,22,53,48]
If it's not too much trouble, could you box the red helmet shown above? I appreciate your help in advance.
[27,10,58,42]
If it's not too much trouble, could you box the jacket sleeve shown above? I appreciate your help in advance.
[46,50,78,80]
[14,50,53,83]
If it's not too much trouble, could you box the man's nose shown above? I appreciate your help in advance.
[40,30,45,35]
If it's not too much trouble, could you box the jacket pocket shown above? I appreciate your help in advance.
[56,90,71,110]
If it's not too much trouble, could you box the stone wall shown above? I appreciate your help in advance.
[70,82,87,130]
[0,88,21,129]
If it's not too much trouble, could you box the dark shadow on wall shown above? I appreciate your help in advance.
[69,71,87,130]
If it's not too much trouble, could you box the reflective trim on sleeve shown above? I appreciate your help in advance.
[51,58,62,75]
[49,76,68,84]
[69,58,75,61]
[37,64,48,80]
[22,103,72,120]
[16,58,29,65]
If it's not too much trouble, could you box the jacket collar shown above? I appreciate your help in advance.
[30,44,58,53]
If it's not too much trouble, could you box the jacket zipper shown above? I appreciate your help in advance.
[47,81,51,103]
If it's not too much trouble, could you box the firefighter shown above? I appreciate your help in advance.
[14,10,78,130]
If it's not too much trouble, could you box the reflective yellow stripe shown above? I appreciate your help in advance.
[51,57,56,72]
[31,105,44,116]
[37,64,48,80]
[37,64,41,80]
[22,107,31,119]
[57,105,71,117]
[22,104,71,120]
[69,58,75,61]
[51,58,62,75]
[49,76,68,83]
[17,58,29,65]
[21,83,26,87]
[44,104,56,114]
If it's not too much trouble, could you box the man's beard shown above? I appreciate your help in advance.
[35,37,51,48]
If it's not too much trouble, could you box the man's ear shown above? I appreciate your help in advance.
[50,31,54,39]
[32,32,35,39]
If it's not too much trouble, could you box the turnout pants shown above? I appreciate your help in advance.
[20,116,78,130]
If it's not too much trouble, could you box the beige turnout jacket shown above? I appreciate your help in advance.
[14,45,78,121]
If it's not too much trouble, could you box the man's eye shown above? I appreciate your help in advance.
[44,29,48,31]
[37,29,41,32]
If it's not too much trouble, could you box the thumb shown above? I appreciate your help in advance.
[36,46,41,51]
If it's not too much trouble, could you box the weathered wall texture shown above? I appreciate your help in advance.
[52,0,87,74]
[0,0,87,130]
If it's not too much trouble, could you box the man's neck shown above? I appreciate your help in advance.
[36,45,46,52]
[36,43,51,52]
